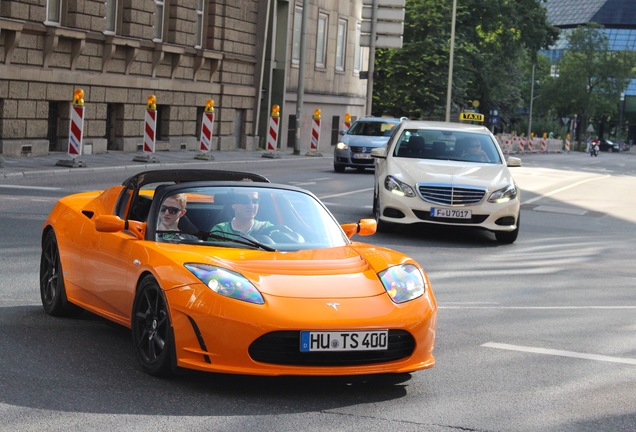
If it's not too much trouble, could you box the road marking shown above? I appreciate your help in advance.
[0,185,62,191]
[522,174,610,205]
[533,205,588,216]
[482,342,636,365]
[319,188,373,199]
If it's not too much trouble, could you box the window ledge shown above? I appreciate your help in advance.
[44,26,87,69]
[0,18,24,64]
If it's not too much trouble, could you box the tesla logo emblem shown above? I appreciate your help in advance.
[326,302,340,311]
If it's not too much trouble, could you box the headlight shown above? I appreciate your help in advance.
[384,175,416,197]
[378,264,425,304]
[184,264,264,305]
[488,183,517,203]
[336,142,349,150]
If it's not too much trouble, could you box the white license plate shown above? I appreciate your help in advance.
[431,207,472,219]
[353,152,372,159]
[300,330,388,352]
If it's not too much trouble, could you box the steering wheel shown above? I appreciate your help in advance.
[257,225,305,243]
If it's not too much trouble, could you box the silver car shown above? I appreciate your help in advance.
[334,117,403,172]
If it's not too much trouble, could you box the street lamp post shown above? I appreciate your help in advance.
[445,0,457,122]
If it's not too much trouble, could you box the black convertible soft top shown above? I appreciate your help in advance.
[121,169,270,189]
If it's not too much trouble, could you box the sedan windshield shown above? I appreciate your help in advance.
[154,186,348,251]
[392,129,502,164]
[348,121,398,137]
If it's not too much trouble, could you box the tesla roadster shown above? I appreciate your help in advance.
[40,169,437,377]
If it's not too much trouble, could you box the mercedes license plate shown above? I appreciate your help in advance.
[431,207,472,219]
[300,330,388,352]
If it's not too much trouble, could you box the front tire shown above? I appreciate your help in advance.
[373,190,394,233]
[40,230,80,316]
[495,214,520,244]
[132,275,176,377]
[334,164,346,173]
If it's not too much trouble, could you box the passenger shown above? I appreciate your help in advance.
[157,193,188,231]
[157,193,197,241]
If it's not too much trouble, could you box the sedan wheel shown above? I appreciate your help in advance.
[132,275,176,376]
[494,213,520,244]
[374,190,393,233]
[40,230,80,316]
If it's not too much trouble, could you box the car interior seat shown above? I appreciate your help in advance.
[432,141,446,157]
[407,135,426,158]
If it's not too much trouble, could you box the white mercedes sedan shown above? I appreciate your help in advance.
[371,120,521,244]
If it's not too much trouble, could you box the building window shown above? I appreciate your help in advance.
[47,0,62,24]
[195,0,204,47]
[316,13,328,68]
[354,21,362,74]
[292,6,302,63]
[154,0,165,41]
[336,18,347,71]
[105,0,118,33]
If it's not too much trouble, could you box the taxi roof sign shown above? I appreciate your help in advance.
[460,112,485,122]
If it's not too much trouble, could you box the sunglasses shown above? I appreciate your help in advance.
[160,205,182,215]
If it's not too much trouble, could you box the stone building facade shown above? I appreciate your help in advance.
[0,0,370,157]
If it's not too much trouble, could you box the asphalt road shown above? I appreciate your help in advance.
[1,149,635,432]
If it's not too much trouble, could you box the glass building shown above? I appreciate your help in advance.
[544,0,636,143]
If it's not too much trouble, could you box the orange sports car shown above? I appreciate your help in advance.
[40,169,437,377]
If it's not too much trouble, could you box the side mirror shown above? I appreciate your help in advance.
[507,156,522,167]
[341,219,377,239]
[95,215,146,240]
[371,147,387,159]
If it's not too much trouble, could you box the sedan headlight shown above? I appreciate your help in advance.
[488,183,517,203]
[184,264,264,304]
[336,142,349,150]
[384,175,416,197]
[379,264,425,304]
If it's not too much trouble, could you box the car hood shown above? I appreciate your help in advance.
[342,135,390,147]
[158,244,411,299]
[393,158,514,189]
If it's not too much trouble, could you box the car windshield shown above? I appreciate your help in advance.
[348,120,397,137]
[153,185,348,251]
[392,129,502,164]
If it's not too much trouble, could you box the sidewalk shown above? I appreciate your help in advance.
[0,149,314,180]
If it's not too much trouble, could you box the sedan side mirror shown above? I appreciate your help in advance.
[506,156,522,167]
[371,147,387,159]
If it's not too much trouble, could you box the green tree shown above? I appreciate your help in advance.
[538,24,636,142]
[372,0,558,123]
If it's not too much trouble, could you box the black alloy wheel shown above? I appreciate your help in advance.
[40,230,80,316]
[132,275,176,376]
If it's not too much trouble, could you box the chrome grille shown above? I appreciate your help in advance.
[418,184,486,205]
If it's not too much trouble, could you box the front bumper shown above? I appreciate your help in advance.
[166,284,437,376]
[378,191,520,232]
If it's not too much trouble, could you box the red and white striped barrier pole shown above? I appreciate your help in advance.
[267,104,280,151]
[262,104,281,159]
[195,99,215,160]
[56,88,87,167]
[134,94,159,162]
[565,133,571,152]
[306,108,323,156]
[144,95,157,154]
[344,113,351,131]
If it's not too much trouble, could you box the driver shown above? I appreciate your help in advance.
[211,191,273,236]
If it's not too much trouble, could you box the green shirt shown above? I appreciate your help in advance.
[211,219,273,236]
